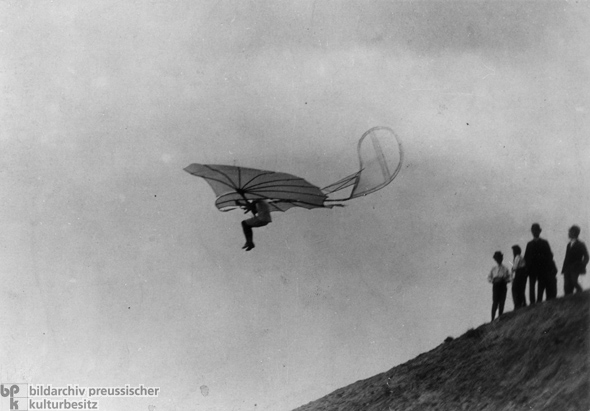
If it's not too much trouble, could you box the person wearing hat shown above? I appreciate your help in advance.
[561,225,589,295]
[488,251,512,321]
[524,223,556,303]
[511,245,527,309]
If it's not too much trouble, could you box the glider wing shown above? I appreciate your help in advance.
[185,127,402,213]
[184,163,329,212]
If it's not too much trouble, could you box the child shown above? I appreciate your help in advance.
[511,245,527,309]
[488,251,511,321]
[240,199,272,251]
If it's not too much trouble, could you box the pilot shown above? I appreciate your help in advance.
[241,199,272,251]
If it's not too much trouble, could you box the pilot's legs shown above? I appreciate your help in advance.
[241,220,254,250]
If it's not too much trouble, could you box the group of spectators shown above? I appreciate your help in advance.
[487,223,589,321]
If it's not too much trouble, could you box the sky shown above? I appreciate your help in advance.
[1,1,589,410]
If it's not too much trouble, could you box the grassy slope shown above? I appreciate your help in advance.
[292,291,589,411]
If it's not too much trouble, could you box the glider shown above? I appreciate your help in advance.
[182,163,329,212]
[184,126,403,213]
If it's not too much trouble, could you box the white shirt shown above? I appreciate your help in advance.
[488,264,511,283]
[512,255,525,274]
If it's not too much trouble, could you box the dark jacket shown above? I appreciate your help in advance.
[524,237,553,275]
[562,240,589,275]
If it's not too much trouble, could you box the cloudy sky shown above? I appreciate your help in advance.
[1,1,589,410]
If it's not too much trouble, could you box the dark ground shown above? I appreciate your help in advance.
[292,291,589,411]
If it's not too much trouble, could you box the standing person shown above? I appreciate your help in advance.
[545,259,559,300]
[524,223,554,303]
[561,225,589,295]
[511,245,527,309]
[240,199,272,251]
[488,251,511,321]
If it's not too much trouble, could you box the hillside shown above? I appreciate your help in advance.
[292,291,589,411]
